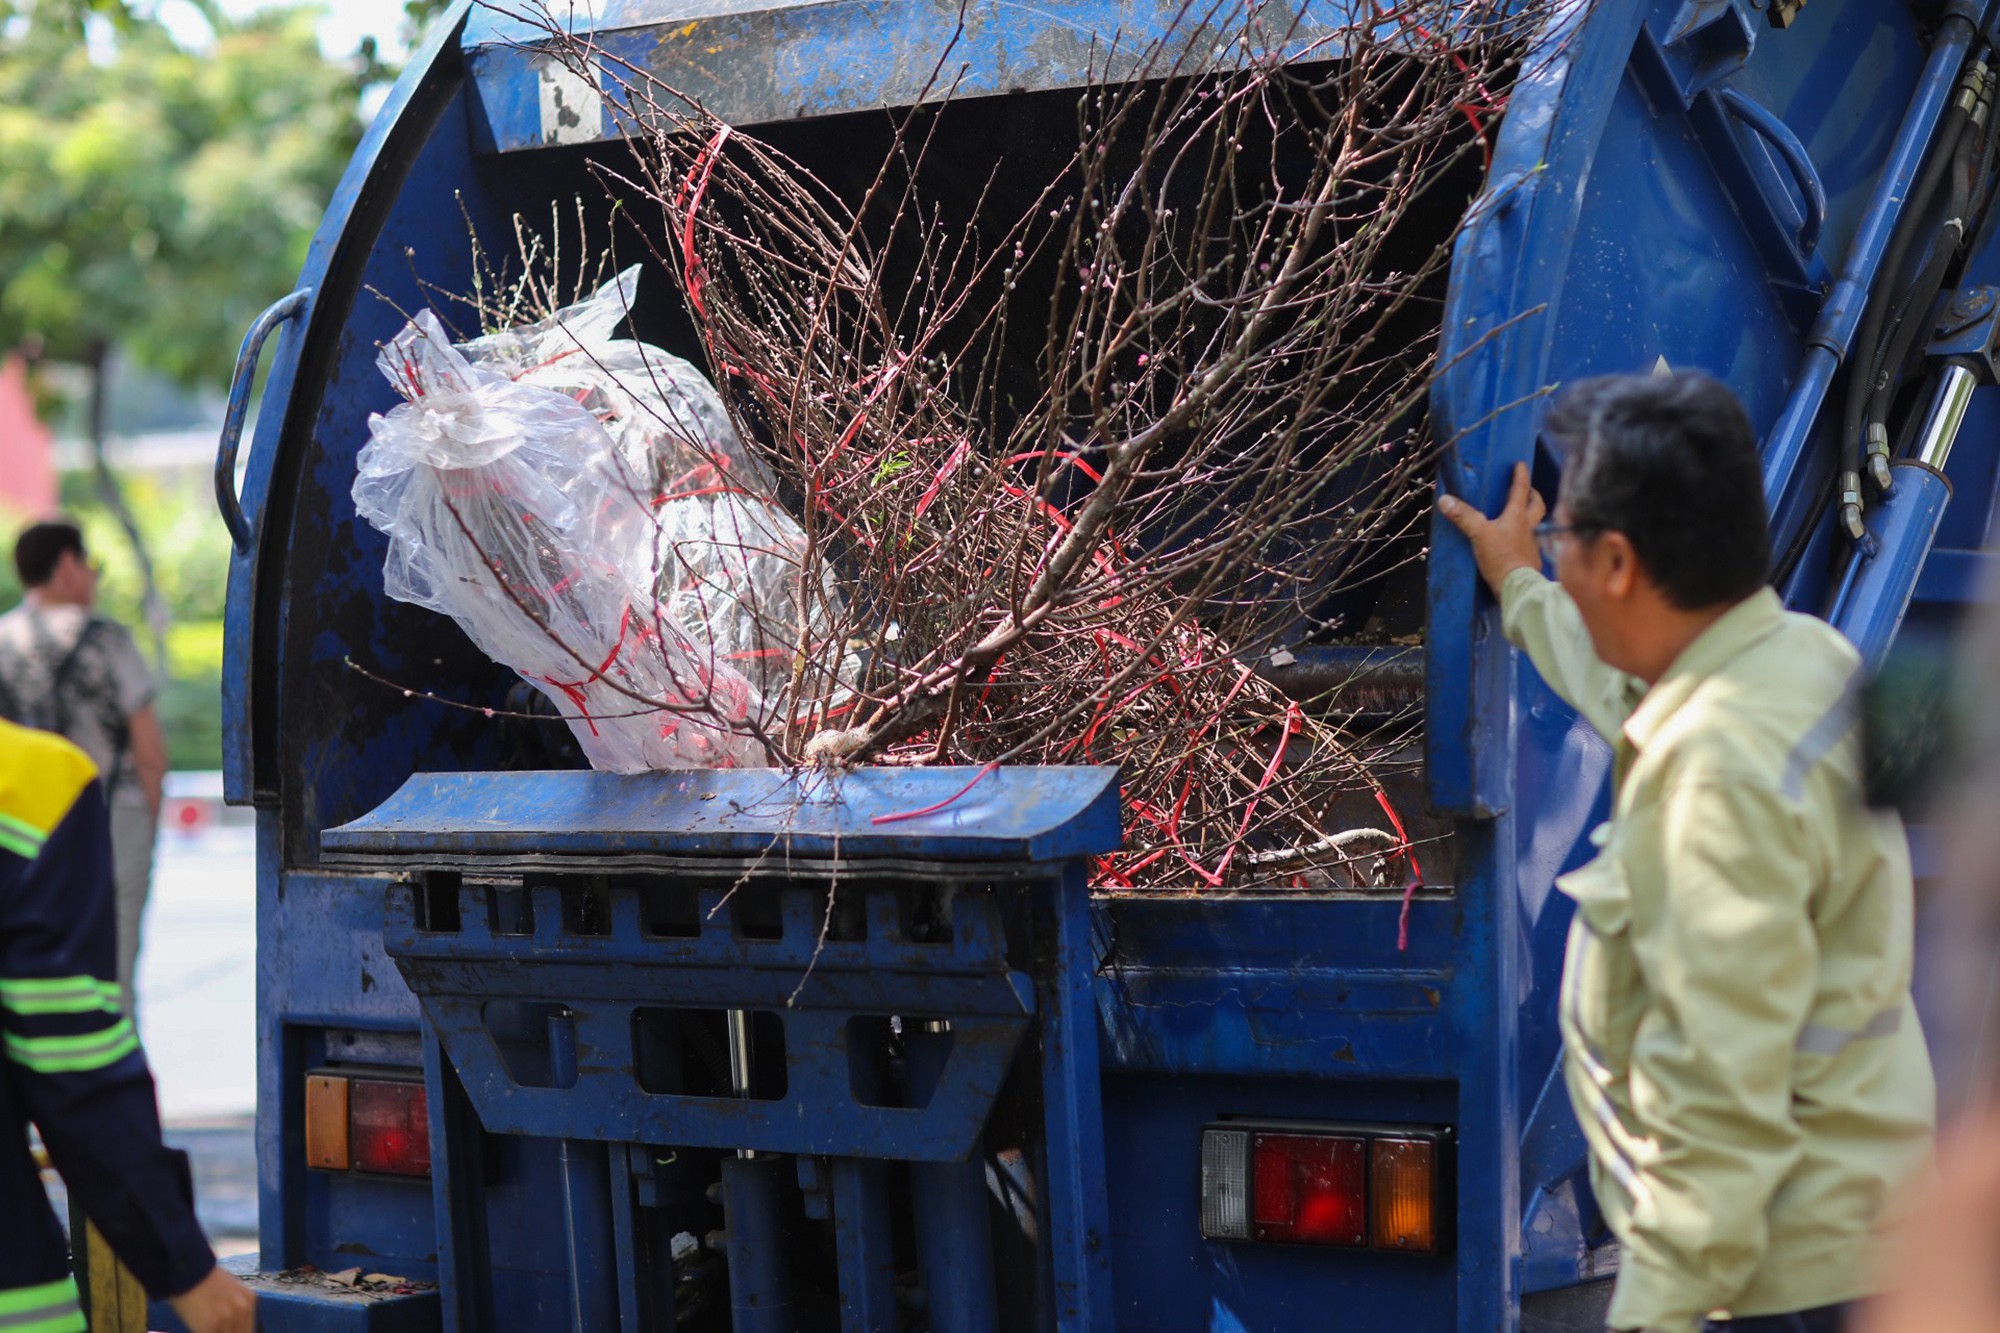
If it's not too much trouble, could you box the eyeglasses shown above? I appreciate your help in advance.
[1533,522,1599,565]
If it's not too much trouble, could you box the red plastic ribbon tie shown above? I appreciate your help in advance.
[1376,788,1422,951]
[871,762,1000,826]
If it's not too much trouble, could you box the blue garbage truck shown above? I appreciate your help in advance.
[208,0,2000,1327]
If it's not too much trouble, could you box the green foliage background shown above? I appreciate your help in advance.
[0,1,435,769]
[0,4,367,382]
[0,474,234,771]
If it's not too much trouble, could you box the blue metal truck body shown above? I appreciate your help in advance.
[212,1,2000,1327]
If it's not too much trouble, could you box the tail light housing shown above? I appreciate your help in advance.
[1200,1119,1450,1255]
[305,1070,431,1178]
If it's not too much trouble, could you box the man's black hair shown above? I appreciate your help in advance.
[1545,370,1771,610]
[13,519,86,589]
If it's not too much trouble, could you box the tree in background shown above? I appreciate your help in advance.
[403,0,453,44]
[0,0,376,766]
[0,0,134,27]
[0,0,367,663]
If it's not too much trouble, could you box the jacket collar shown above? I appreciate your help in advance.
[1620,587,1786,754]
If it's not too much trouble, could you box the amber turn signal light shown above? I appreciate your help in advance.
[1369,1136,1438,1254]
[304,1074,350,1171]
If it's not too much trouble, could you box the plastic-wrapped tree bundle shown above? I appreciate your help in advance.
[460,267,759,482]
[353,309,769,771]
[459,268,852,713]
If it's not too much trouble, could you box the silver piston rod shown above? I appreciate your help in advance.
[1829,360,1975,672]
[1913,361,1980,470]
[727,1008,758,1159]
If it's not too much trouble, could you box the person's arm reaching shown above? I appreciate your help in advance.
[100,624,164,820]
[0,743,253,1331]
[169,1265,258,1332]
[125,704,166,820]
[1606,778,1818,1333]
[1438,461,1643,739]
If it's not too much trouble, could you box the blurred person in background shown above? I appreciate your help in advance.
[1854,1114,2000,1333]
[1857,576,2000,1333]
[0,520,165,1017]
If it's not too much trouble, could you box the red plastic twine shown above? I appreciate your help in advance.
[540,605,638,737]
[870,762,1001,826]
[1376,788,1423,951]
[676,124,733,320]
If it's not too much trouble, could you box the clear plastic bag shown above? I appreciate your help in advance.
[458,267,761,486]
[458,268,854,713]
[353,309,769,771]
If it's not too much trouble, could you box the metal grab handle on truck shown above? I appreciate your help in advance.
[216,286,311,552]
[1716,88,1827,259]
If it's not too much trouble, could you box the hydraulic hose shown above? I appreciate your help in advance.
[1863,119,1981,482]
[1836,70,1979,541]
[1865,226,1962,464]
[1880,82,1986,403]
[1842,89,1967,449]
[1971,71,2000,215]
[1764,6,1982,584]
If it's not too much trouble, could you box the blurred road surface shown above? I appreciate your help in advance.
[140,776,257,1120]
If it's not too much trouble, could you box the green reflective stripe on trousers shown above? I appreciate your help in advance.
[3,1016,138,1072]
[0,1277,83,1330]
[0,977,120,1016]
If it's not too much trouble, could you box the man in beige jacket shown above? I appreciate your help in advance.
[1439,370,1934,1333]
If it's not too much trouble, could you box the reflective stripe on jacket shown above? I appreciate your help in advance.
[0,1275,83,1333]
[1500,570,1936,1333]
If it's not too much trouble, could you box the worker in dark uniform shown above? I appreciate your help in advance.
[0,717,254,1332]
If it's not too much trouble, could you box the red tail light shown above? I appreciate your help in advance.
[305,1071,431,1178]
[350,1078,431,1177]
[1251,1133,1367,1245]
[1201,1119,1449,1254]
